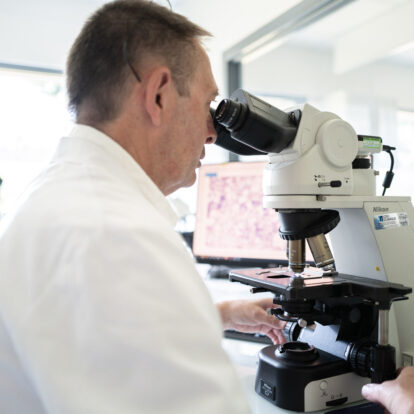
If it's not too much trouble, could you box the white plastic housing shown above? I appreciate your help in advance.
[263,103,359,197]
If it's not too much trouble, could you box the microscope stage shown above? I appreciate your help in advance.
[229,267,411,304]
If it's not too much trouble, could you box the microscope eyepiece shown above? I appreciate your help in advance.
[213,89,299,154]
[215,99,248,131]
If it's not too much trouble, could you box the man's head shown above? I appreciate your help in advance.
[67,0,209,123]
[66,0,218,194]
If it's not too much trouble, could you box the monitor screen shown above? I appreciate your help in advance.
[193,162,302,266]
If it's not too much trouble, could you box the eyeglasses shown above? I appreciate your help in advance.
[122,38,141,83]
[122,0,172,83]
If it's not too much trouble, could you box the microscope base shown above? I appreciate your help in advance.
[255,345,369,412]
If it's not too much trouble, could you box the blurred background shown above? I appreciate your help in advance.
[0,0,413,215]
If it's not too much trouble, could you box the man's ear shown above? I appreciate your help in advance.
[143,66,174,127]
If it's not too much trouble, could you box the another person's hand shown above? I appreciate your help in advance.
[362,366,414,414]
[217,298,286,344]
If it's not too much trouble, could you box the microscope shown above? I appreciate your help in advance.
[211,90,414,412]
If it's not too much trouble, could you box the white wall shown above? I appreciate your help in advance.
[243,43,414,111]
[243,43,414,197]
[172,0,299,96]
[0,0,104,70]
[0,0,298,77]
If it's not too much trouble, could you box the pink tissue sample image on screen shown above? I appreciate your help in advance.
[193,162,288,261]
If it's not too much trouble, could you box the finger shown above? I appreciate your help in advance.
[361,384,384,404]
[263,312,286,329]
[233,323,286,345]
[254,297,275,310]
[270,331,286,345]
[266,331,280,344]
[254,298,282,312]
[255,326,286,345]
[270,328,286,344]
[230,323,266,333]
[276,330,287,344]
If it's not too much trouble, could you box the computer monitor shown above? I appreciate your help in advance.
[193,162,311,267]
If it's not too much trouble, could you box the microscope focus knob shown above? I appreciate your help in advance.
[348,342,371,377]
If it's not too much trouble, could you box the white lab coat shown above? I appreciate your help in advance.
[0,125,251,414]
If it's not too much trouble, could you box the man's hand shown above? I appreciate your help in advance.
[217,298,286,344]
[362,367,414,414]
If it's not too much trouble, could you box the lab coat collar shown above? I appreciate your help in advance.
[63,124,178,227]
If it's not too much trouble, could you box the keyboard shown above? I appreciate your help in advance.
[224,330,273,345]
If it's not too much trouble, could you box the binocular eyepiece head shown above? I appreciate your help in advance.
[211,89,301,155]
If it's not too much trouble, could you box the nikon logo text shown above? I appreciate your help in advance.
[373,207,389,212]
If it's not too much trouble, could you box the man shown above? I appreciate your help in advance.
[0,1,284,413]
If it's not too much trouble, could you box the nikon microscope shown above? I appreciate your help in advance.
[211,90,414,412]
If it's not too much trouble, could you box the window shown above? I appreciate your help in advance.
[0,68,72,213]
[394,110,414,198]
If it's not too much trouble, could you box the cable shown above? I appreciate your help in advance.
[382,145,396,196]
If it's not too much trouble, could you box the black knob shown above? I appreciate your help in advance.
[330,180,342,187]
[348,341,371,377]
